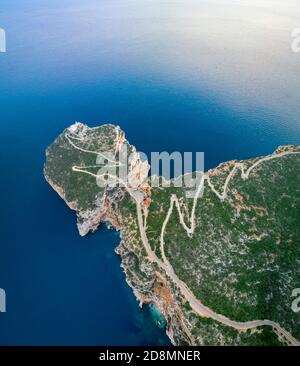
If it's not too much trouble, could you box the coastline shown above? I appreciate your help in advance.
[43,123,300,346]
[44,171,180,345]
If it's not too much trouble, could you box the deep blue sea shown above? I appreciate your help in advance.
[0,0,299,345]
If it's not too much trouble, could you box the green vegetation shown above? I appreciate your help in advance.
[44,123,300,346]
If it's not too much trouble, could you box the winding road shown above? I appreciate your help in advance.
[67,127,300,346]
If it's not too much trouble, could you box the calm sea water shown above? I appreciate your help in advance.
[0,0,299,345]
